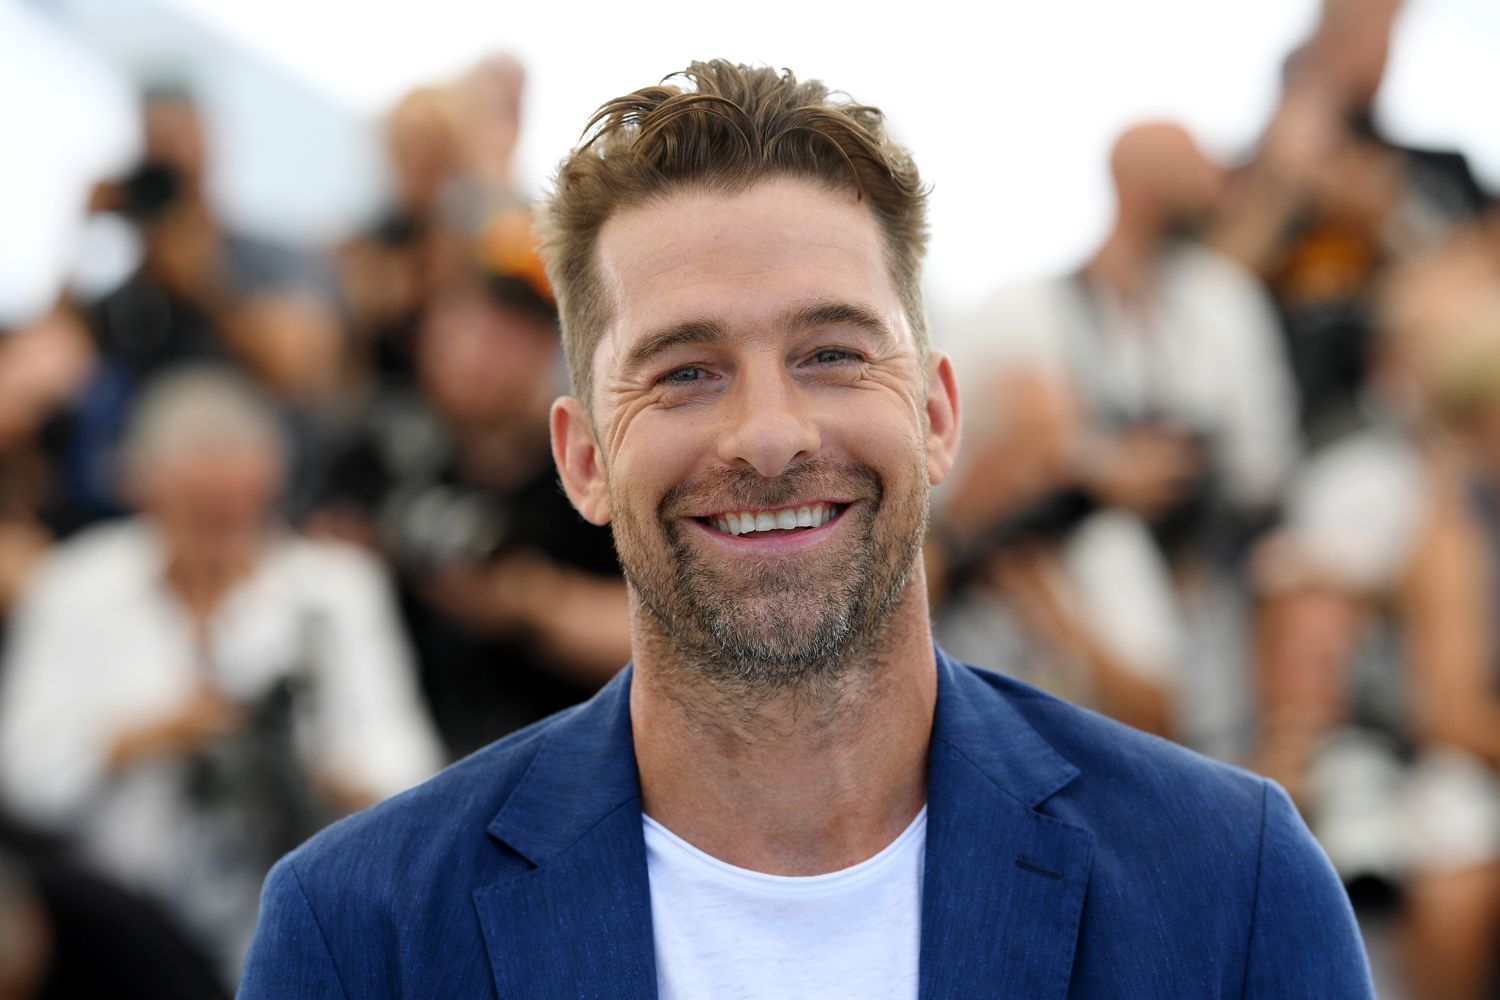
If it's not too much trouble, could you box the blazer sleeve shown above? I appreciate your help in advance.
[1242,780,1375,998]
[238,858,349,1000]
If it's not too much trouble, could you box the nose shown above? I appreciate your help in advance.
[716,364,821,478]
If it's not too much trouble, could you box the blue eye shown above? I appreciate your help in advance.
[660,366,706,384]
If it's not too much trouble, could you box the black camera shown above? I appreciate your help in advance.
[118,161,184,222]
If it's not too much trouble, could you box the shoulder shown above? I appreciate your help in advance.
[252,712,562,975]
[266,534,403,613]
[272,534,387,583]
[245,695,620,993]
[280,710,565,902]
[1165,242,1262,295]
[967,664,1268,823]
[941,660,1295,906]
[1284,428,1428,592]
[953,664,1370,991]
[964,663,1360,920]
[17,519,154,611]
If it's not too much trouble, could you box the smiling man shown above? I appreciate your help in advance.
[239,61,1374,998]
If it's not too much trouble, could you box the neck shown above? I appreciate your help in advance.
[630,576,937,876]
[1089,211,1163,304]
[162,529,262,623]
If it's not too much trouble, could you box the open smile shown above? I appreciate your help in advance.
[691,501,851,541]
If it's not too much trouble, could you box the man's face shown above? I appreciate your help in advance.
[552,178,959,685]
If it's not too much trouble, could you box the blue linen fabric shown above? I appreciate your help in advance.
[238,647,1374,998]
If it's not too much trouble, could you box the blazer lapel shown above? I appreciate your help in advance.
[472,669,658,1000]
[469,653,1094,999]
[919,649,1095,1000]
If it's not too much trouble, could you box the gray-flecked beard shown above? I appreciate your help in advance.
[610,459,929,698]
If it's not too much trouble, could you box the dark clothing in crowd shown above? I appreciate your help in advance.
[64,236,339,527]
[91,234,331,378]
[322,389,620,757]
[1268,129,1490,446]
[0,816,228,1000]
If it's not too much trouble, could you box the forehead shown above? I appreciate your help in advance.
[591,178,908,373]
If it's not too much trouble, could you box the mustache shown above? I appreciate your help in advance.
[659,461,881,518]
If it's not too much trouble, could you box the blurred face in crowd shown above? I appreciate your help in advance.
[227,294,346,403]
[419,285,558,427]
[1111,123,1225,237]
[1378,238,1500,425]
[552,178,959,685]
[386,88,460,215]
[458,54,524,172]
[1255,580,1363,734]
[143,96,208,190]
[1432,302,1500,467]
[133,437,284,562]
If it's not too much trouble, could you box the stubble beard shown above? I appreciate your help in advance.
[610,458,929,699]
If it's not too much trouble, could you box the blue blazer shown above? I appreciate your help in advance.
[239,648,1374,998]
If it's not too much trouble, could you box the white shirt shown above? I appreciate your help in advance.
[0,519,444,967]
[947,245,1299,509]
[644,807,926,1000]
[936,508,1180,696]
[1282,427,1427,593]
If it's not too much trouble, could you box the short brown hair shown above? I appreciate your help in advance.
[537,60,930,410]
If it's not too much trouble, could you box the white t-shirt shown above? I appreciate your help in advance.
[644,807,926,1000]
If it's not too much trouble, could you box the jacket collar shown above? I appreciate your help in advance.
[475,649,1093,999]
[920,647,1094,999]
[485,665,641,866]
[484,647,1083,854]
[928,645,1080,806]
[474,667,656,999]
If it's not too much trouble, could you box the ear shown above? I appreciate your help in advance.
[550,396,612,525]
[924,351,961,487]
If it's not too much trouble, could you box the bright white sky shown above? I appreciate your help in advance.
[4,0,1499,327]
[152,0,1321,320]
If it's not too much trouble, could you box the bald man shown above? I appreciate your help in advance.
[942,122,1298,753]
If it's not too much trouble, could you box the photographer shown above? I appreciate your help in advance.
[941,123,1298,753]
[71,86,340,529]
[0,369,442,977]
[312,231,629,758]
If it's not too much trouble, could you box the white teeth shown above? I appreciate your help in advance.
[709,504,843,535]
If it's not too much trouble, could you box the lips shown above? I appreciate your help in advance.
[663,462,878,545]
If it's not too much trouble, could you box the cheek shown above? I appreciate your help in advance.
[826,400,926,469]
[608,415,704,514]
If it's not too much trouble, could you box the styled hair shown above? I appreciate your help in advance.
[537,59,930,409]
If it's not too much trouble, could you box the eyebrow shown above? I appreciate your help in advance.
[620,300,894,379]
[620,320,728,380]
[784,301,894,341]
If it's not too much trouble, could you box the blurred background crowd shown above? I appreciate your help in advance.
[1,0,1498,996]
